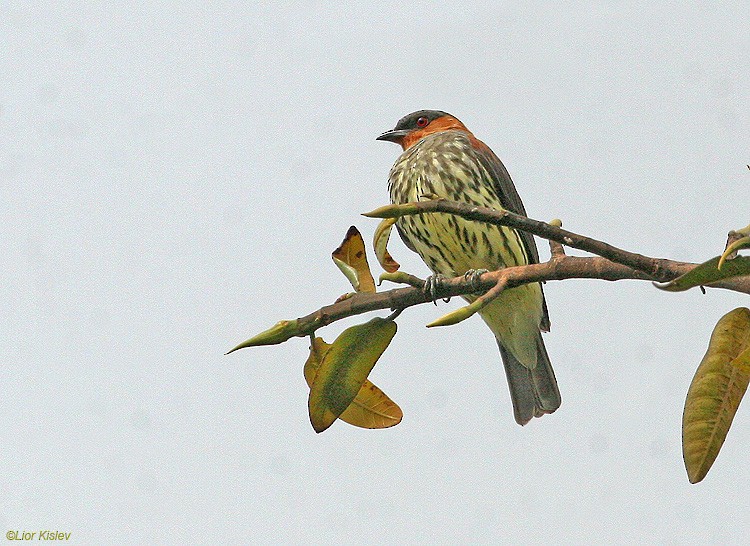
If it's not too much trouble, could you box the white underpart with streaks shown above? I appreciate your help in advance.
[387,130,544,367]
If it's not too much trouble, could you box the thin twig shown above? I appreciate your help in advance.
[548,219,567,259]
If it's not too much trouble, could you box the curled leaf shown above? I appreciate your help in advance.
[226,320,300,353]
[654,256,750,292]
[308,317,397,433]
[332,226,376,293]
[362,202,420,218]
[303,337,402,429]
[683,307,750,483]
[719,224,750,270]
[373,218,400,272]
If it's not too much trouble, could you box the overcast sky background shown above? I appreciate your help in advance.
[2,3,750,544]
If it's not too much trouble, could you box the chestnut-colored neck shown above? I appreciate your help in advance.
[401,115,474,150]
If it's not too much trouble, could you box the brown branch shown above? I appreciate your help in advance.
[365,200,676,280]
[230,200,750,351]
[291,255,750,340]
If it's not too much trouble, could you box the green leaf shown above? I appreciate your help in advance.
[378,271,425,288]
[427,299,484,328]
[304,337,403,429]
[682,307,750,483]
[362,202,420,218]
[654,256,750,292]
[308,318,397,433]
[226,320,300,353]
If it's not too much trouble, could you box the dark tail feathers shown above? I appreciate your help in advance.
[497,333,561,426]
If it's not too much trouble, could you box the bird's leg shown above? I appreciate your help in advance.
[464,269,490,293]
[423,273,449,305]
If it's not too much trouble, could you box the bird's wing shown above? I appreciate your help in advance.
[473,143,540,264]
[395,223,417,253]
[473,141,551,331]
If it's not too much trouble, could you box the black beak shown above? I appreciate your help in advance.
[376,129,410,143]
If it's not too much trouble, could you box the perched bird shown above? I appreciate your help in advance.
[377,110,561,425]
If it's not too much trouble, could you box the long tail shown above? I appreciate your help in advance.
[497,332,561,426]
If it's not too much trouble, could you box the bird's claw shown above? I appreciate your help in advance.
[423,273,449,305]
[464,269,490,293]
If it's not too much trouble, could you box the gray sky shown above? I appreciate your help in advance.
[2,3,749,544]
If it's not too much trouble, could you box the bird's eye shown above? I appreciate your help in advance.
[416,116,429,128]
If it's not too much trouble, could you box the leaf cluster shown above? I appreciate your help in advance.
[228,200,750,483]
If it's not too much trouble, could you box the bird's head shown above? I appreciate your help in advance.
[376,110,470,150]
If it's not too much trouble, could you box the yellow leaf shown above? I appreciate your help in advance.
[307,318,397,433]
[729,346,750,375]
[337,382,403,429]
[305,337,404,428]
[304,338,402,429]
[303,337,333,386]
[373,218,400,273]
[332,226,376,293]
[683,307,750,483]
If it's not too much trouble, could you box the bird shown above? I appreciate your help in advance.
[377,110,561,425]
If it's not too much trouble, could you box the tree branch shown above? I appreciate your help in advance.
[364,199,677,280]
[292,254,750,340]
[233,200,750,349]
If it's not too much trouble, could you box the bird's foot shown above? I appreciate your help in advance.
[464,269,490,293]
[423,273,449,305]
